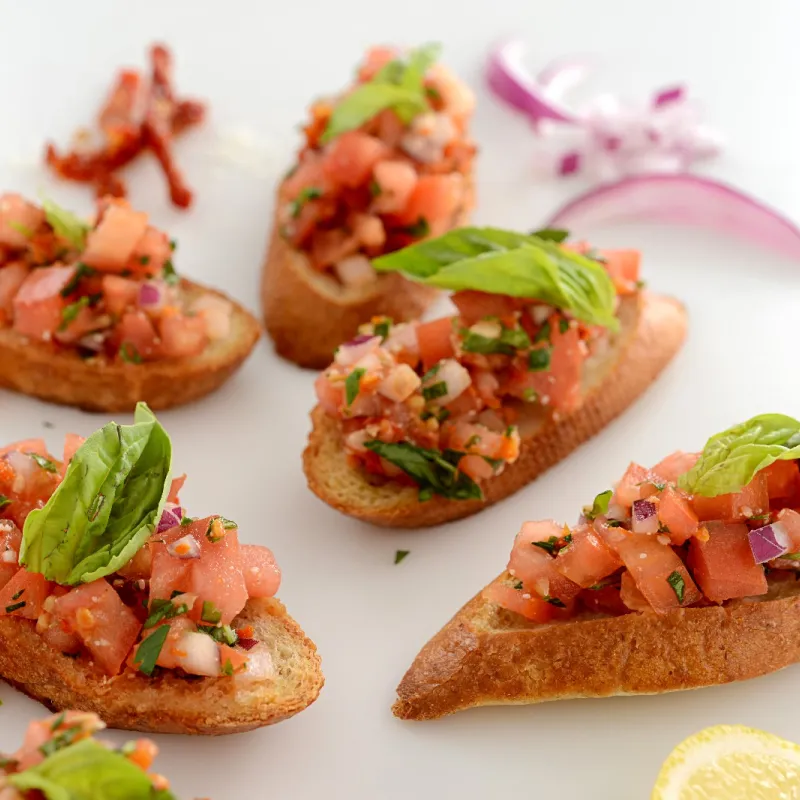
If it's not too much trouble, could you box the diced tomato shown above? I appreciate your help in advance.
[0,522,21,590]
[616,535,701,613]
[776,509,800,552]
[0,569,53,619]
[505,316,583,413]
[82,201,149,272]
[54,303,102,345]
[371,160,418,214]
[39,622,82,656]
[116,311,160,361]
[151,617,220,676]
[554,524,622,588]
[443,422,505,458]
[0,262,29,322]
[416,317,455,372]
[218,643,248,674]
[315,373,345,415]
[356,46,397,82]
[149,540,194,601]
[309,228,359,268]
[188,518,248,625]
[657,486,699,545]
[687,522,768,602]
[458,454,495,481]
[158,312,207,358]
[350,213,386,249]
[60,433,85,477]
[322,131,389,189]
[393,174,463,236]
[612,462,655,508]
[282,151,330,200]
[0,438,50,458]
[451,291,524,326]
[53,579,142,675]
[167,475,185,504]
[482,581,554,623]
[0,194,45,249]
[129,226,171,275]
[692,472,769,522]
[509,522,581,603]
[619,570,651,612]
[579,585,629,616]
[12,265,76,340]
[650,451,700,483]
[240,544,281,598]
[102,275,140,316]
[763,460,800,500]
[599,249,640,295]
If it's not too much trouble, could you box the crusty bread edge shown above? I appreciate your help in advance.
[393,574,800,720]
[0,597,324,735]
[0,279,261,412]
[303,292,687,528]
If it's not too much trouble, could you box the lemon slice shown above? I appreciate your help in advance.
[652,725,800,799]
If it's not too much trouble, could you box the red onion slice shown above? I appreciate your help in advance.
[138,281,164,309]
[166,533,201,560]
[748,522,789,564]
[157,503,183,533]
[237,638,259,651]
[545,174,800,263]
[631,499,659,534]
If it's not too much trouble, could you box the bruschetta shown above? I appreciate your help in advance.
[262,44,476,368]
[394,412,800,719]
[0,193,259,411]
[304,227,686,527]
[2,711,184,798]
[0,404,323,735]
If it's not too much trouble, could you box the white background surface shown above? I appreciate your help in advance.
[1,1,800,797]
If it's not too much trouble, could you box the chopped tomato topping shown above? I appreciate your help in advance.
[483,581,554,623]
[691,472,769,522]
[554,524,622,588]
[0,570,53,619]
[416,317,455,371]
[657,486,699,545]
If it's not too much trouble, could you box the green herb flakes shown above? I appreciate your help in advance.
[394,549,410,564]
[345,368,366,406]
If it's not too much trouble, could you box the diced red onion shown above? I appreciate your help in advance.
[238,638,259,651]
[157,503,183,533]
[545,174,800,263]
[138,282,164,308]
[334,335,381,367]
[653,86,685,108]
[748,522,789,564]
[631,499,659,534]
[430,358,471,405]
[166,533,201,560]
[559,151,581,176]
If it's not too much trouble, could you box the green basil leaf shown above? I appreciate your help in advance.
[364,440,482,501]
[461,325,531,356]
[20,403,172,585]
[9,738,165,800]
[667,570,685,603]
[394,549,410,564]
[372,227,619,330]
[584,489,612,521]
[678,413,800,497]
[0,494,10,510]
[345,367,366,406]
[397,42,441,92]
[132,624,170,676]
[41,197,90,251]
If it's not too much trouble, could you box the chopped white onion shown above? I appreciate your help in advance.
[334,335,381,367]
[378,363,421,402]
[334,255,377,288]
[384,322,418,356]
[427,358,471,405]
[173,631,221,677]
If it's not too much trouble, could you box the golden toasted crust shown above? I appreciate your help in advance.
[393,575,800,720]
[0,598,324,735]
[303,292,687,528]
[261,229,438,369]
[0,280,260,412]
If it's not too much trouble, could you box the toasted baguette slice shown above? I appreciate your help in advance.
[303,291,686,528]
[0,279,260,412]
[0,597,323,735]
[393,574,800,720]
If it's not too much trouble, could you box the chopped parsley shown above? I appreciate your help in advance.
[563,533,573,544]
[60,263,96,297]
[513,580,524,590]
[144,598,189,629]
[421,363,441,382]
[607,520,624,527]
[583,489,612,521]
[422,381,448,402]
[206,517,236,543]
[783,553,800,561]
[425,86,442,102]
[0,495,10,511]
[534,322,551,344]
[139,255,151,266]
[27,452,57,473]
[527,347,551,372]
[394,549,410,564]
[369,179,382,197]
[11,589,24,601]
[544,596,566,608]
[373,318,392,340]
[667,570,686,604]
[162,260,179,286]
[531,536,559,554]
[345,367,366,406]
[220,659,235,677]
[8,220,33,238]
[530,227,569,243]
[461,324,531,356]
[133,625,170,675]
[558,318,570,334]
[119,342,142,364]
[522,388,538,403]
[197,623,238,646]
[169,238,177,251]
[364,440,482,501]
[405,217,430,238]
[201,601,222,624]
[39,725,84,758]
[58,296,90,331]
[4,601,25,613]
[180,516,193,526]
[465,435,481,448]
[289,186,323,218]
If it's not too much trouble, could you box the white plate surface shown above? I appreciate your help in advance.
[2,1,800,797]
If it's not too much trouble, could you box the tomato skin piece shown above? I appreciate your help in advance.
[416,317,455,372]
[554,524,622,588]
[650,451,700,483]
[691,472,769,523]
[0,569,53,619]
[53,579,142,675]
[579,585,629,616]
[323,131,389,189]
[657,486,699,545]
[687,522,768,602]
[392,174,463,236]
[616,535,701,613]
[149,539,194,602]
[482,581,554,623]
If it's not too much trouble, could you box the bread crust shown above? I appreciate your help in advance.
[393,575,800,720]
[0,597,324,735]
[303,291,687,528]
[0,279,260,412]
